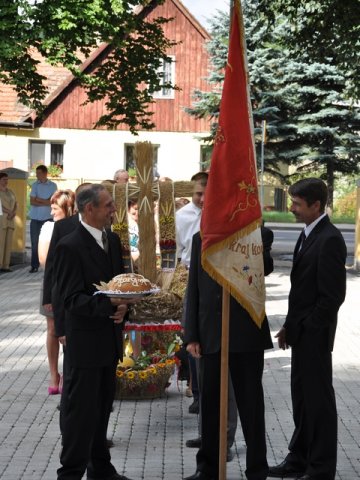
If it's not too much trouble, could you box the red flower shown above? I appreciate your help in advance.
[151,355,162,364]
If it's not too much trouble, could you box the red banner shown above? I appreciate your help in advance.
[201,0,265,326]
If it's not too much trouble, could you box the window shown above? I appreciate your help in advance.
[51,143,64,167]
[153,56,175,99]
[29,141,45,169]
[125,144,159,178]
[29,140,64,170]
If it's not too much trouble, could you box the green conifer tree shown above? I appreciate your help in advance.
[185,0,360,209]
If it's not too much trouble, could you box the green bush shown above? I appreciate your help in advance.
[333,190,356,220]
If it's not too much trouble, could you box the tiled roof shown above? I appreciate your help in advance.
[0,0,209,125]
[0,48,72,124]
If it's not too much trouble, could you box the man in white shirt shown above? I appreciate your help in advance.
[176,172,238,460]
[176,172,208,267]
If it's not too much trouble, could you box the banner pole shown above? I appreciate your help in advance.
[219,3,233,479]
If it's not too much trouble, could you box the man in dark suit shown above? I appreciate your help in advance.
[54,184,133,480]
[269,178,347,480]
[184,226,274,480]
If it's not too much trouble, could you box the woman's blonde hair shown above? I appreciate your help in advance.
[51,189,76,218]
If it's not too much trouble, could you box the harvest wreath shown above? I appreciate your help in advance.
[115,337,182,400]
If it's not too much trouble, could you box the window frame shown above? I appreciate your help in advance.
[125,143,160,177]
[153,55,176,100]
[29,140,65,170]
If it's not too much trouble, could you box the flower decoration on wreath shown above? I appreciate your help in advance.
[115,336,182,400]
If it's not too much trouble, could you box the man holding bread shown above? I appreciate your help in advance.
[54,184,133,480]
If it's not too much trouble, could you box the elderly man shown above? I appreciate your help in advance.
[54,184,133,480]
[113,169,129,184]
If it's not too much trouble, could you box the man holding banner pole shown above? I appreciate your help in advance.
[184,227,273,480]
[184,1,273,479]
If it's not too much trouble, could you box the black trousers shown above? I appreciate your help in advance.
[286,338,337,480]
[196,351,268,480]
[57,361,117,479]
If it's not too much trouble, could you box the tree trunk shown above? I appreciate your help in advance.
[326,160,335,213]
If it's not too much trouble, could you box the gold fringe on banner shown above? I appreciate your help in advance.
[201,218,265,327]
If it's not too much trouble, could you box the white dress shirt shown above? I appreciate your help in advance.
[304,212,327,238]
[81,221,107,250]
[175,201,202,267]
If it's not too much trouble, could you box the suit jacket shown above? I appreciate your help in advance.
[53,223,125,368]
[261,225,274,276]
[284,215,347,351]
[184,231,273,354]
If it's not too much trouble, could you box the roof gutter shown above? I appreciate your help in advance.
[0,120,34,130]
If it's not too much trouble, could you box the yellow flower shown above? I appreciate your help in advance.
[157,363,166,368]
[166,359,175,365]
[116,370,124,378]
[139,371,148,379]
[126,371,135,379]
[148,367,157,375]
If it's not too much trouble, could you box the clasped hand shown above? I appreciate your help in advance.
[275,326,288,350]
[186,342,202,358]
[109,298,135,324]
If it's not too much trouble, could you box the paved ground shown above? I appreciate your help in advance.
[0,257,359,479]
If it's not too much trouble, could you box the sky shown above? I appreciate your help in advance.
[181,0,229,27]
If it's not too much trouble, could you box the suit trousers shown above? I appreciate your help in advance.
[57,361,117,479]
[196,357,238,444]
[196,351,268,480]
[286,337,337,479]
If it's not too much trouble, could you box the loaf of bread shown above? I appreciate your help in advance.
[107,273,153,293]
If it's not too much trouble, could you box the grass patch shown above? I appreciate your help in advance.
[263,211,295,223]
[263,211,355,224]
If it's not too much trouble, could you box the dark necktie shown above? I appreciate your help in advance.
[299,230,307,248]
[102,230,109,254]
[295,230,306,257]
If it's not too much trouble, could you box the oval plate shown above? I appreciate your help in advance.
[94,288,160,299]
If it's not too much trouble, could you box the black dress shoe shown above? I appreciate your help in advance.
[184,471,215,480]
[186,436,201,448]
[268,459,305,478]
[189,399,199,414]
[87,474,133,480]
[0,268,12,272]
[29,267,38,273]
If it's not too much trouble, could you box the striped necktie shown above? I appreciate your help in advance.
[102,230,109,254]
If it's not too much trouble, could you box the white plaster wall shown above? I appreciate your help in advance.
[0,128,207,181]
[0,130,32,171]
